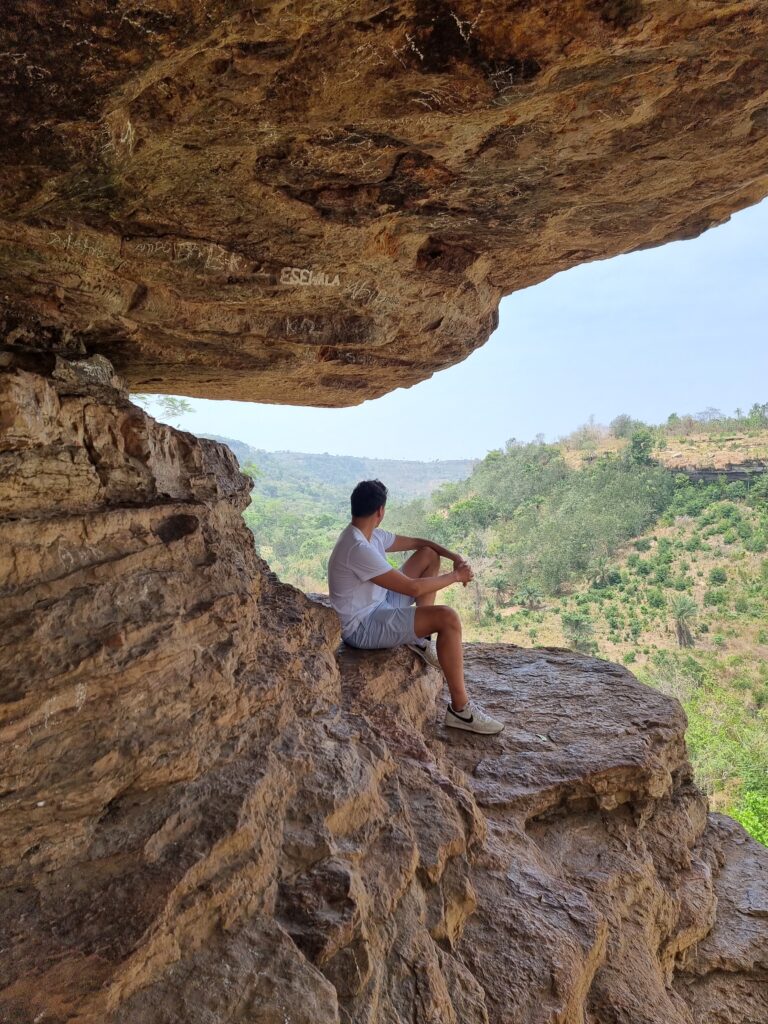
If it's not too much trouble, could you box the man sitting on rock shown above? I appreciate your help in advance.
[328,479,504,736]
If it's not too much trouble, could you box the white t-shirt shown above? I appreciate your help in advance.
[327,523,396,637]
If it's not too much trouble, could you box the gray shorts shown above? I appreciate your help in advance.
[343,589,420,649]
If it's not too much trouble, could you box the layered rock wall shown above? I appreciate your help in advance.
[3,3,768,1020]
[1,353,766,1024]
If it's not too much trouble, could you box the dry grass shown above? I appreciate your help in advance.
[560,430,768,472]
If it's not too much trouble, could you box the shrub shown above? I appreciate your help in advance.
[652,564,671,584]
[561,610,598,655]
[708,567,728,585]
[731,792,768,846]
[628,428,655,465]
[727,481,748,500]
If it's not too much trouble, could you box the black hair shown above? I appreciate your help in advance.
[351,479,388,517]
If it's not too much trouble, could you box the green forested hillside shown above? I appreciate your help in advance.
[200,434,476,506]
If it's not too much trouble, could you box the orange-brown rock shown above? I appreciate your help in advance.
[3,2,768,1019]
[1,354,766,1024]
[1,2,767,404]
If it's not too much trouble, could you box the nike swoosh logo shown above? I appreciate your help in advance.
[449,708,473,722]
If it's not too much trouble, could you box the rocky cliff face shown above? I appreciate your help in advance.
[3,3,768,1018]
[1,353,766,1024]
[2,1,767,403]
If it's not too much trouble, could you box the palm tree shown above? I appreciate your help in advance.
[588,556,618,589]
[670,594,698,648]
[516,584,542,609]
[490,573,511,604]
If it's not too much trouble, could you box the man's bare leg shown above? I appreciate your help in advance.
[398,547,468,708]
[399,545,440,607]
[412,604,468,711]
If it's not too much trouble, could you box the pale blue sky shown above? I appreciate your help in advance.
[162,196,767,461]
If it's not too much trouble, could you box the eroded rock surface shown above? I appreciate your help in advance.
[1,2,767,403]
[1,354,766,1024]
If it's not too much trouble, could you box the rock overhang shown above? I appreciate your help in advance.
[1,1,767,406]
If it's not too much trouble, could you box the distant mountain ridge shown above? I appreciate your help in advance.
[197,433,478,501]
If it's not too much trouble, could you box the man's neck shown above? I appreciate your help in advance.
[351,517,376,541]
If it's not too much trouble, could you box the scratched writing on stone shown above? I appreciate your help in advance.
[133,239,174,259]
[129,238,247,274]
[89,281,128,311]
[343,279,397,315]
[280,266,341,287]
[48,231,113,263]
[285,316,324,337]
[174,241,245,273]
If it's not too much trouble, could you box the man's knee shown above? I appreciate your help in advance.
[435,605,461,631]
[420,545,440,572]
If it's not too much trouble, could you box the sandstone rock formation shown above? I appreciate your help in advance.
[2,2,768,403]
[1,354,766,1023]
[3,2,768,1019]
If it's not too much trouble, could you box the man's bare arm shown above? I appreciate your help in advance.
[387,534,466,564]
[384,534,420,553]
[368,564,472,599]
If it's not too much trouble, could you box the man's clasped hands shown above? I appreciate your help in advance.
[450,552,474,586]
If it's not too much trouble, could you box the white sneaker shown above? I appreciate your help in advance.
[406,638,441,670]
[444,700,504,735]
